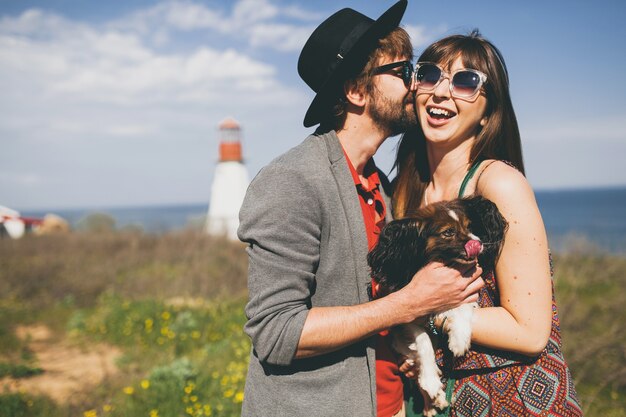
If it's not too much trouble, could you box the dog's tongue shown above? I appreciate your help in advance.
[465,239,482,259]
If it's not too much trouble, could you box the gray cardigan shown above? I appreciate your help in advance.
[238,130,393,417]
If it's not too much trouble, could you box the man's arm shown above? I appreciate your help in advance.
[239,164,323,366]
[295,262,483,358]
[239,162,484,365]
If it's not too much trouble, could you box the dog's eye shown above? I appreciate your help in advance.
[441,228,456,238]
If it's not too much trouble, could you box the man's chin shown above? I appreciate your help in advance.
[388,113,418,136]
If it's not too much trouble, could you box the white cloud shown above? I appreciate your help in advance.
[403,23,449,52]
[281,5,325,21]
[0,9,291,107]
[0,3,312,208]
[163,1,225,30]
[107,0,318,52]
[0,172,42,186]
[106,124,156,137]
[249,23,315,52]
[232,0,279,25]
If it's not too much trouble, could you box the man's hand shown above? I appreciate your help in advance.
[399,356,418,379]
[389,262,484,324]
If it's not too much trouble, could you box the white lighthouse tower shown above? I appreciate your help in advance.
[205,118,250,240]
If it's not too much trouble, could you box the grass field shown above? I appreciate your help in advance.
[0,230,624,416]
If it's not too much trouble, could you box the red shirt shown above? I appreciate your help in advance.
[343,149,404,417]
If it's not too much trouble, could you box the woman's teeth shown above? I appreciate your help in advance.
[428,107,453,118]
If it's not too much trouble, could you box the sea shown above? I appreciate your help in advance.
[21,187,626,254]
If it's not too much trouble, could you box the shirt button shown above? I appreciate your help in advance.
[367,198,374,205]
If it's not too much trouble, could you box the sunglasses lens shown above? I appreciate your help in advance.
[402,63,413,85]
[452,71,481,97]
[416,64,441,89]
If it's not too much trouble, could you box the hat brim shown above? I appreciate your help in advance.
[303,0,407,128]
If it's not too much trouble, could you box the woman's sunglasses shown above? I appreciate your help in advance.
[415,62,488,99]
[372,60,414,87]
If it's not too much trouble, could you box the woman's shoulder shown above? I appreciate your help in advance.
[476,160,536,209]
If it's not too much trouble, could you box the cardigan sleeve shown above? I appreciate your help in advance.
[238,163,322,366]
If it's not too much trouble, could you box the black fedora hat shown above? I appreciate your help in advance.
[298,0,407,127]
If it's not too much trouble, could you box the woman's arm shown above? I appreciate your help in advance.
[467,161,553,356]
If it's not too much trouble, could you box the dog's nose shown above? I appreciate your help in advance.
[465,239,482,259]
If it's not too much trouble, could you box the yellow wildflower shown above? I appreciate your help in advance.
[223,388,234,398]
[103,404,113,412]
[141,379,150,389]
[84,410,98,417]
[190,395,198,402]
[186,406,194,415]
[234,392,244,403]
[149,409,159,417]
[123,386,134,395]
[191,331,201,339]
[161,311,171,320]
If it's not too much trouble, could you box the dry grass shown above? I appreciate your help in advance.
[0,230,248,307]
[553,252,626,415]
[0,231,624,416]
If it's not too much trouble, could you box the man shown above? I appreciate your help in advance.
[238,2,483,416]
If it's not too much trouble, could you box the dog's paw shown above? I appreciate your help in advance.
[447,326,472,357]
[444,305,475,357]
[423,407,438,417]
[419,373,443,400]
[432,389,449,410]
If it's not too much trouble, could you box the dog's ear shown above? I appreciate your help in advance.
[462,196,508,270]
[367,218,424,292]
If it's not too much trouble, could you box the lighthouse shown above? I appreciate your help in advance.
[205,118,250,240]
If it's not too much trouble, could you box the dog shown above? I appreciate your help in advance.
[367,196,507,416]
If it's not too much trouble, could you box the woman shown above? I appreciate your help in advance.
[393,31,582,416]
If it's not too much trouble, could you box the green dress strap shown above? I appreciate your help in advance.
[458,160,483,198]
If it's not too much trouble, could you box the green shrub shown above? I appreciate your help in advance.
[0,392,62,417]
[0,362,43,378]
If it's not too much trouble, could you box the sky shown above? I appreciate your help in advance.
[1,0,625,210]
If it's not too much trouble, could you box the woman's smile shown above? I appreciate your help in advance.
[425,105,457,126]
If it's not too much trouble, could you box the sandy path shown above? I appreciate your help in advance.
[1,324,121,403]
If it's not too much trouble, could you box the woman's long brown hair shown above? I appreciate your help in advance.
[393,30,524,218]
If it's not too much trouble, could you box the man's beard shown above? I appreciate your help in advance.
[369,90,417,136]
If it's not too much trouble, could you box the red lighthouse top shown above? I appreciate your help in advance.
[218,117,243,162]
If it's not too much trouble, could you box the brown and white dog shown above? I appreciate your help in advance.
[367,196,507,416]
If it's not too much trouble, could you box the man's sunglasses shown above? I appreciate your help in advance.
[415,62,488,99]
[372,60,414,87]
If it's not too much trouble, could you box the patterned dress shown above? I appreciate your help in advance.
[406,160,583,416]
[440,266,582,417]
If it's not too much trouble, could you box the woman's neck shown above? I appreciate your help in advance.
[425,139,474,203]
